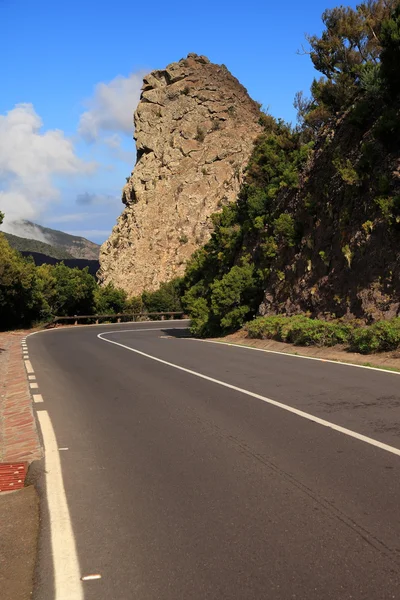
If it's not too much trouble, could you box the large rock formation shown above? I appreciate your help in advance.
[98,53,262,295]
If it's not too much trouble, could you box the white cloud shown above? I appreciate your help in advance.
[0,103,95,229]
[4,220,50,243]
[78,71,146,142]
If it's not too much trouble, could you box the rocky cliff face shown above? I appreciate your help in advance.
[98,53,262,295]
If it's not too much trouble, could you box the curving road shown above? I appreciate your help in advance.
[28,321,400,599]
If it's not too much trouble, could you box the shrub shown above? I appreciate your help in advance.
[210,262,258,331]
[273,214,296,247]
[288,319,351,347]
[342,245,352,267]
[362,221,374,235]
[350,319,400,354]
[188,297,210,336]
[195,126,205,142]
[0,234,40,329]
[319,250,330,266]
[245,315,351,347]
[333,158,360,185]
[94,283,128,314]
[245,316,400,354]
[142,278,183,313]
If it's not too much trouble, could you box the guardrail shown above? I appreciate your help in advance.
[46,312,187,328]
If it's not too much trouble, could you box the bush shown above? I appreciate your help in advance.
[210,262,259,331]
[246,315,400,354]
[288,319,351,346]
[188,297,212,336]
[195,126,205,142]
[273,214,296,246]
[142,278,183,313]
[245,315,351,347]
[333,158,360,185]
[94,283,128,314]
[0,234,40,329]
[40,263,96,317]
[350,319,400,354]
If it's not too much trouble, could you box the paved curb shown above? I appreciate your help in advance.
[0,332,43,468]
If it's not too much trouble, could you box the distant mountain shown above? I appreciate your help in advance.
[3,232,74,260]
[20,251,100,277]
[3,220,100,260]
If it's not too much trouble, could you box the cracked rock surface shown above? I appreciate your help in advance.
[98,53,262,295]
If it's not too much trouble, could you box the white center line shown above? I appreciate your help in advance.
[98,330,400,459]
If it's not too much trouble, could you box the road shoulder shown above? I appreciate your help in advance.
[0,485,39,600]
[209,329,400,372]
[0,331,43,600]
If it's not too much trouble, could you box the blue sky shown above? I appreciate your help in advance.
[0,0,358,244]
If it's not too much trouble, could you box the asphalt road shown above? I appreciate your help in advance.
[29,321,400,599]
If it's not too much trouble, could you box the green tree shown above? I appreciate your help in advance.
[142,278,183,313]
[380,3,400,97]
[301,1,397,124]
[0,234,41,330]
[127,295,144,314]
[210,263,259,331]
[94,283,128,314]
[35,263,57,320]
[38,263,96,316]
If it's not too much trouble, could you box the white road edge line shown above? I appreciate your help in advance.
[24,360,34,374]
[98,330,400,458]
[33,394,43,403]
[192,338,400,376]
[37,411,84,600]
[29,382,39,389]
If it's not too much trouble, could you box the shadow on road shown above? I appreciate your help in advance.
[161,327,192,339]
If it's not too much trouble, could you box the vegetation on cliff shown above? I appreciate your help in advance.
[181,0,400,341]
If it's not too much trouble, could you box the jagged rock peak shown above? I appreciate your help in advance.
[98,53,262,296]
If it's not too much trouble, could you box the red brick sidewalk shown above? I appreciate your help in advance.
[0,332,42,465]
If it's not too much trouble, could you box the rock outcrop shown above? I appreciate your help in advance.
[98,53,262,295]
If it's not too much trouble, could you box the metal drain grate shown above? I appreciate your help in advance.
[0,463,27,492]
